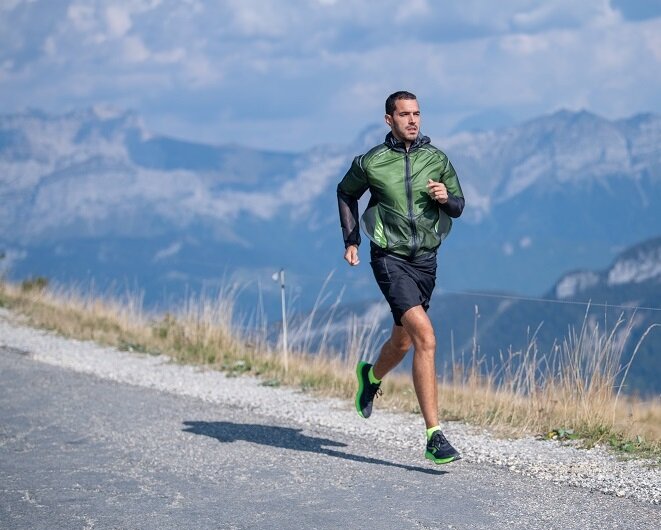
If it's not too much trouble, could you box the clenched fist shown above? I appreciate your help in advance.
[344,245,360,266]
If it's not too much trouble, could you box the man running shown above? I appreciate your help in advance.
[337,90,465,464]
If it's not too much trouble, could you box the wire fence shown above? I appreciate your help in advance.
[164,256,661,315]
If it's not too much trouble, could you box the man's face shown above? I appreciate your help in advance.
[385,99,420,145]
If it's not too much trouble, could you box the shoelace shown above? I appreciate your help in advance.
[366,384,383,401]
[431,431,448,446]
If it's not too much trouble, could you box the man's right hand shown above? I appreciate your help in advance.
[344,245,360,266]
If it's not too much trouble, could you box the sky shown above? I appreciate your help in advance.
[1,0,660,151]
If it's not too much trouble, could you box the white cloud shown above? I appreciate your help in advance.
[67,3,97,32]
[512,4,561,28]
[1,59,14,74]
[153,241,182,261]
[42,35,56,56]
[105,5,132,38]
[510,0,618,31]
[226,0,289,37]
[153,47,185,64]
[500,33,550,56]
[122,35,150,62]
[395,0,430,22]
[0,0,659,151]
[0,0,34,11]
[644,25,661,61]
[587,0,622,28]
[183,54,220,86]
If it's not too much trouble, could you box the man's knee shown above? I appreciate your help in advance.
[400,305,436,352]
[413,331,436,353]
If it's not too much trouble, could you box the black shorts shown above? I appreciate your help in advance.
[369,245,437,326]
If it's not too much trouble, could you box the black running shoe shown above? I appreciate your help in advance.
[355,361,382,418]
[425,430,461,464]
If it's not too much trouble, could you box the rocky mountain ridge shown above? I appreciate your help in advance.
[1,106,660,300]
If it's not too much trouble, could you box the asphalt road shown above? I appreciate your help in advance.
[0,347,659,529]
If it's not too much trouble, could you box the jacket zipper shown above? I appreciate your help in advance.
[404,151,419,258]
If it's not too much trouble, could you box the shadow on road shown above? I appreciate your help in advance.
[182,420,446,475]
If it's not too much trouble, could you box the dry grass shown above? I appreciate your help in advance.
[438,309,661,448]
[1,278,659,458]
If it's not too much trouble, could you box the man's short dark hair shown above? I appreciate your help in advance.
[385,91,417,116]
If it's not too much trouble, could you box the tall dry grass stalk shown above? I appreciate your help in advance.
[438,305,661,445]
[1,279,659,452]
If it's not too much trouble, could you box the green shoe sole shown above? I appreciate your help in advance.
[355,361,368,418]
[425,451,460,464]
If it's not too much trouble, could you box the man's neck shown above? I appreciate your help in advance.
[391,132,412,151]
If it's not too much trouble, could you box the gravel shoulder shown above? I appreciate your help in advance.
[0,307,659,510]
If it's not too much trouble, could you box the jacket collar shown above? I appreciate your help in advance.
[384,131,431,152]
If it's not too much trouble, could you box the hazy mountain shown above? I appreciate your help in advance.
[1,107,660,393]
[431,236,661,395]
[0,107,350,310]
[1,106,303,242]
[1,106,660,312]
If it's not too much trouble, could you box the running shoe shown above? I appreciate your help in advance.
[425,430,461,464]
[355,361,381,418]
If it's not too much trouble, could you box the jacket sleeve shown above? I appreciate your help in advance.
[439,157,465,218]
[337,155,369,248]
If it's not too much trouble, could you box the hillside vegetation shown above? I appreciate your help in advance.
[0,278,659,459]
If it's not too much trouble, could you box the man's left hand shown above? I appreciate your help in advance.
[427,179,448,204]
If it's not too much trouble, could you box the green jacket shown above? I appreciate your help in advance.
[337,132,464,258]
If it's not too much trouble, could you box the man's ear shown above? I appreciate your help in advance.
[384,114,392,126]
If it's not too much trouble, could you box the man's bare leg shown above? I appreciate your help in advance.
[400,305,439,429]
[372,324,412,380]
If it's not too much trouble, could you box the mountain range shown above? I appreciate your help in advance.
[2,107,660,298]
[1,106,660,392]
